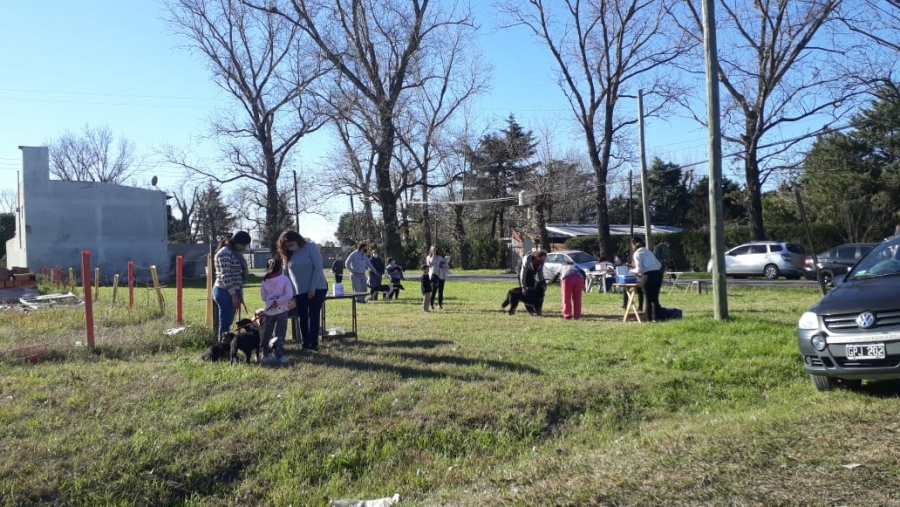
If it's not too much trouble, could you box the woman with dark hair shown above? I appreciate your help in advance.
[212,230,251,337]
[278,230,328,351]
[426,245,450,310]
[629,236,663,322]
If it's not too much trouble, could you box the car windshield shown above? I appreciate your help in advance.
[568,252,597,263]
[848,240,900,278]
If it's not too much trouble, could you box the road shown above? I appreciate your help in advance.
[449,272,822,289]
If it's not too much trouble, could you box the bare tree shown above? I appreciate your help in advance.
[499,0,692,256]
[48,124,137,184]
[166,0,329,249]
[675,0,879,240]
[842,0,900,53]
[0,189,16,214]
[247,0,479,259]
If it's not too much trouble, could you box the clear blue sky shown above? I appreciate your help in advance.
[0,1,711,243]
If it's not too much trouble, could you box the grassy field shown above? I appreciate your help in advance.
[2,276,899,506]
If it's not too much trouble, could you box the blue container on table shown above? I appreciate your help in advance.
[615,265,637,284]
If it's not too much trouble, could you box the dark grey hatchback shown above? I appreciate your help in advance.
[797,235,900,391]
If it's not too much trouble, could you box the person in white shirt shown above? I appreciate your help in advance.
[345,244,371,303]
[630,236,663,322]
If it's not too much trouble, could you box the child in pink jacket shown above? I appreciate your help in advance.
[260,257,294,365]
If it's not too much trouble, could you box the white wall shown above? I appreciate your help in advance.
[5,146,167,279]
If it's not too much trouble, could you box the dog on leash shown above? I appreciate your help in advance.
[227,318,262,364]
[501,283,547,316]
[200,339,231,362]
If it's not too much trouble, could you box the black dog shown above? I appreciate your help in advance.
[227,318,261,364]
[200,340,230,362]
[501,283,547,316]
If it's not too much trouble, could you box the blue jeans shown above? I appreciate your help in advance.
[295,289,327,348]
[213,286,241,336]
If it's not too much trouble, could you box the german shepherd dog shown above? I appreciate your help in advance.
[501,282,547,316]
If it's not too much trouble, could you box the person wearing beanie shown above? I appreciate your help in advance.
[213,230,251,337]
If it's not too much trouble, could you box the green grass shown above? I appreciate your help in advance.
[2,277,899,506]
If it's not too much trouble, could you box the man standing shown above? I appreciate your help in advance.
[331,256,344,284]
[345,243,370,302]
[367,248,386,301]
[654,240,670,276]
[519,249,547,290]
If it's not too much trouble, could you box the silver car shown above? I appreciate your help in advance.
[707,241,807,279]
[542,250,599,282]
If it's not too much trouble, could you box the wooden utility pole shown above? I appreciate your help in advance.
[637,89,652,249]
[703,0,729,320]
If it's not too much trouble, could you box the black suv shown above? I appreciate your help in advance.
[797,236,900,391]
[802,243,876,287]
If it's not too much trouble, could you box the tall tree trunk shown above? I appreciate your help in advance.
[452,203,469,269]
[374,118,402,257]
[744,147,765,241]
[586,128,612,257]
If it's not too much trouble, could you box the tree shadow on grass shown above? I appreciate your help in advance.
[291,351,485,381]
[348,339,455,349]
[393,351,542,375]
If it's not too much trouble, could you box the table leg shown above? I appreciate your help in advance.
[351,297,358,340]
[320,298,327,336]
[668,274,678,294]
[622,288,642,323]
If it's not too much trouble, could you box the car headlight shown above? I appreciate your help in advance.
[798,312,819,330]
[810,334,827,351]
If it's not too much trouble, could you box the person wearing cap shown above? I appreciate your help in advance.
[212,230,251,337]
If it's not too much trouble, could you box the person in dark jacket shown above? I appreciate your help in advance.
[331,257,344,284]
[519,249,547,290]
[420,264,433,313]
[367,248,386,301]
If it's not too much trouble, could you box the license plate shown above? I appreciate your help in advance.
[846,343,886,360]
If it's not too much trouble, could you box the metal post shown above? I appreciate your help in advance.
[293,169,300,232]
[637,89,653,250]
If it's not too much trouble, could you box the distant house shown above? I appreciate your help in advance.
[5,146,168,281]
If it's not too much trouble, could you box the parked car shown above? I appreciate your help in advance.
[706,241,807,279]
[542,250,599,282]
[802,243,876,287]
[797,236,900,391]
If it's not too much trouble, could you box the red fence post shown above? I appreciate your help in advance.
[128,261,134,309]
[176,255,184,324]
[56,267,63,288]
[82,252,95,348]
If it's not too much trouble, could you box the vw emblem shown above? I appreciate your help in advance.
[856,312,876,329]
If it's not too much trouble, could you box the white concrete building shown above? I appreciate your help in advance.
[5,146,167,280]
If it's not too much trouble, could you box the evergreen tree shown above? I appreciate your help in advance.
[193,184,237,244]
[466,116,539,239]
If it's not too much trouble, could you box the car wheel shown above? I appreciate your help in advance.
[763,264,780,279]
[810,374,839,392]
[821,270,834,287]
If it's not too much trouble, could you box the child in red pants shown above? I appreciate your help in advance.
[558,261,586,319]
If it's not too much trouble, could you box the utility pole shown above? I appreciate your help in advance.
[703,0,729,320]
[292,170,300,232]
[637,89,652,249]
[628,171,634,238]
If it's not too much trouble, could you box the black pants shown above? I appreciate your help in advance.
[641,270,663,322]
[430,276,445,308]
[623,287,643,311]
[334,273,343,284]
